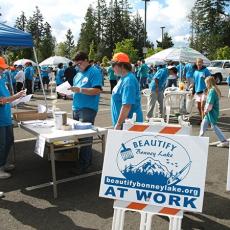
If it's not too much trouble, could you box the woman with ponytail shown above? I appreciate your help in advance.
[199,76,228,147]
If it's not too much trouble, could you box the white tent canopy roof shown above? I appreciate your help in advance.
[14,58,37,66]
[145,47,210,66]
[39,56,72,67]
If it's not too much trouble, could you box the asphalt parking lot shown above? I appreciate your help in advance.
[0,80,229,230]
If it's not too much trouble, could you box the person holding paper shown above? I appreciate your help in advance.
[0,57,26,179]
[69,51,102,174]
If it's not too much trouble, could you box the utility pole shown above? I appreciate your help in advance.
[160,26,165,49]
[142,0,150,57]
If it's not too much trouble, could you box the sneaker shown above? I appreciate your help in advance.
[0,168,11,179]
[4,164,15,172]
[0,191,4,198]
[217,141,229,148]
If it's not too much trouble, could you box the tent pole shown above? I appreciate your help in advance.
[33,47,48,110]
[3,51,14,95]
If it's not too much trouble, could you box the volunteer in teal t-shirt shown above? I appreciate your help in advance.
[138,60,149,90]
[110,52,143,129]
[69,51,102,174]
[0,57,26,180]
[193,58,211,121]
[24,62,34,94]
[146,66,168,119]
[199,76,228,147]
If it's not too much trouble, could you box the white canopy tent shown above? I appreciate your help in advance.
[39,56,72,67]
[14,58,37,66]
[145,47,210,66]
[0,22,48,108]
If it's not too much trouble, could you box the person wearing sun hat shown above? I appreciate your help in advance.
[0,57,26,180]
[111,52,143,130]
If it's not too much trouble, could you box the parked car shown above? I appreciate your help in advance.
[207,60,230,84]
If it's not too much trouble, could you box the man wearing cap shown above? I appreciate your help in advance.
[69,51,102,174]
[111,52,143,129]
[0,57,26,181]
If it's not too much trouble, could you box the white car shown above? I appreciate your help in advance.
[207,60,230,84]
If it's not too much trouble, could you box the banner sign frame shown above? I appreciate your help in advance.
[99,130,209,212]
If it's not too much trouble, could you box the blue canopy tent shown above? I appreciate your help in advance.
[0,22,47,108]
[0,23,33,47]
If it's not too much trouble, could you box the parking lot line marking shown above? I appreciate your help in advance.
[217,122,230,126]
[220,108,230,112]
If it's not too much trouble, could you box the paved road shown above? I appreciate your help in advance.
[0,80,229,230]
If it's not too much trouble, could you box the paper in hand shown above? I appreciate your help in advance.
[56,81,73,96]
[11,94,33,107]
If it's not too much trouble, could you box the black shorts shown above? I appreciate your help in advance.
[42,77,50,85]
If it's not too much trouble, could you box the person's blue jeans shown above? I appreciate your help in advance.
[140,77,147,90]
[73,108,97,170]
[199,118,226,142]
[0,125,14,168]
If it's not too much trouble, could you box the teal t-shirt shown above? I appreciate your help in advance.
[107,66,117,81]
[204,88,219,124]
[193,67,211,93]
[111,72,143,126]
[138,63,149,79]
[72,66,102,112]
[0,78,12,126]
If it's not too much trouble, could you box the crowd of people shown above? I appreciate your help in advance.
[0,51,229,194]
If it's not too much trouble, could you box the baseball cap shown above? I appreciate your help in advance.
[0,57,9,69]
[112,52,130,64]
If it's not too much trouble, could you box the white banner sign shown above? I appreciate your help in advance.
[99,130,209,212]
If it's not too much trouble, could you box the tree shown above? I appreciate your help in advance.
[15,11,27,31]
[14,11,32,60]
[26,6,44,49]
[77,5,97,53]
[88,41,96,60]
[188,0,230,59]
[103,0,115,57]
[156,32,174,49]
[130,12,145,57]
[64,29,75,59]
[216,46,230,59]
[95,0,108,59]
[77,1,153,60]
[145,47,163,58]
[40,22,55,60]
[55,42,68,57]
[113,39,138,63]
[102,56,109,66]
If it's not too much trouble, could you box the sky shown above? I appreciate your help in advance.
[0,0,199,47]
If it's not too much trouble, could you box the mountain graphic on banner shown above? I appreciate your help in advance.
[121,157,172,185]
[132,158,170,176]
